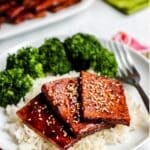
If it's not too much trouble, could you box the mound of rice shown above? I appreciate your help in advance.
[4,71,148,150]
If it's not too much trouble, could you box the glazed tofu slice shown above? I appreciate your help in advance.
[17,94,77,150]
[42,78,111,138]
[80,71,130,126]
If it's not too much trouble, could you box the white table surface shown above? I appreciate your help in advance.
[0,0,149,149]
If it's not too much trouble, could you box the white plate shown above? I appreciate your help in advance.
[0,35,149,150]
[0,0,94,40]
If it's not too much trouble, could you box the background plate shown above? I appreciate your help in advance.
[0,0,94,40]
[0,35,149,150]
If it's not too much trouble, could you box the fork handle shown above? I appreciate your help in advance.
[135,83,149,112]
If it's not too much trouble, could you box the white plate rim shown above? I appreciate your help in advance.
[0,0,94,40]
[0,35,149,150]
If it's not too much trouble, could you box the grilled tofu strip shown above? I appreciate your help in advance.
[50,0,80,12]
[42,78,111,138]
[80,71,130,126]
[17,94,77,150]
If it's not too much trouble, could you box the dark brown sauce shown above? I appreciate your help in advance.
[17,94,76,150]
[42,78,111,138]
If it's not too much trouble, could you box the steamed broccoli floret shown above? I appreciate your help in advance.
[92,48,118,77]
[0,68,33,107]
[64,33,102,70]
[39,38,72,75]
[64,33,118,77]
[7,47,44,78]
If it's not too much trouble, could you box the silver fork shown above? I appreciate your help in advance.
[107,41,149,112]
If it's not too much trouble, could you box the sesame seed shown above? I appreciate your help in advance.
[63,130,67,137]
[39,117,43,121]
[27,118,32,121]
[56,136,59,140]
[34,101,38,105]
[52,130,55,133]
[37,109,41,113]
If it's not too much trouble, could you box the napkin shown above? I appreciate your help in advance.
[113,32,150,60]
[104,0,149,14]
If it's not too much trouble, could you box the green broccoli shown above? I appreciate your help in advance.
[0,68,33,107]
[64,33,118,77]
[64,33,102,70]
[0,33,119,108]
[39,38,72,75]
[92,48,118,77]
[7,47,44,78]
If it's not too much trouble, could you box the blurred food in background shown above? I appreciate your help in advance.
[104,0,149,14]
[0,0,80,25]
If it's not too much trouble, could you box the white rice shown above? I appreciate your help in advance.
[4,71,148,150]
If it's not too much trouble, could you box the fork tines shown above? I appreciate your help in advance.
[107,41,149,112]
